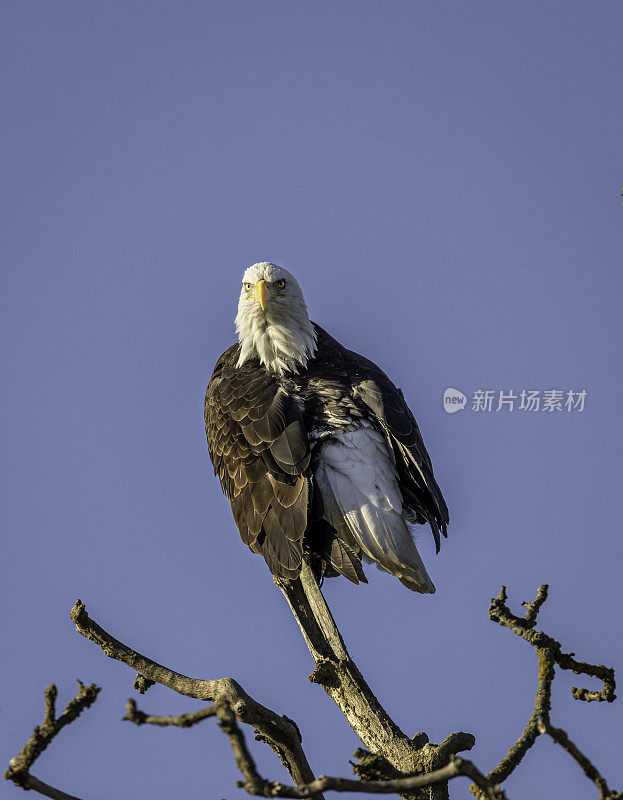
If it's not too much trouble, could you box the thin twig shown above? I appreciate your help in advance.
[520,584,548,628]
[4,681,100,800]
[238,759,501,799]
[537,717,613,799]
[10,774,85,800]
[123,697,218,728]
[217,701,269,794]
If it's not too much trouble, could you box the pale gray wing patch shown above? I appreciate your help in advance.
[317,426,435,594]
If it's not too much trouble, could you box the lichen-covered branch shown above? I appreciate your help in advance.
[278,559,477,800]
[69,599,318,787]
[127,696,501,798]
[213,698,502,799]
[490,585,616,702]
[470,585,619,800]
[4,681,100,800]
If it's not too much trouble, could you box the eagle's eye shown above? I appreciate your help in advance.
[243,282,252,291]
[276,279,286,289]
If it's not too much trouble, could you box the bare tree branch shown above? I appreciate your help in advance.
[470,585,619,800]
[217,700,271,794]
[4,681,100,800]
[213,699,503,799]
[128,695,502,799]
[123,697,218,728]
[69,598,318,788]
[8,773,85,800]
[239,758,501,799]
[5,581,619,800]
[490,585,616,702]
[277,558,476,799]
[536,717,613,799]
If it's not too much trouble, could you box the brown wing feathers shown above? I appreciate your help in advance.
[205,346,312,579]
[205,346,368,583]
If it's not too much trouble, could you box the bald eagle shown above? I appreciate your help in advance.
[205,263,448,593]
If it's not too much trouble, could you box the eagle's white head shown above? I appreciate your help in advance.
[235,262,317,375]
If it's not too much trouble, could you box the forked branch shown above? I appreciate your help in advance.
[278,558,477,791]
[69,599,317,787]
[126,698,503,799]
[4,681,100,800]
[470,585,618,800]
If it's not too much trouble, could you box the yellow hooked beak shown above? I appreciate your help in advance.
[253,279,269,310]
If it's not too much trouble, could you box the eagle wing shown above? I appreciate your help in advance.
[349,355,449,554]
[205,345,311,579]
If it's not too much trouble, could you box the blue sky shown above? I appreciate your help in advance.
[2,3,622,799]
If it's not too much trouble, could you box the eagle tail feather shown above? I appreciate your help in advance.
[322,459,435,594]
[310,520,367,585]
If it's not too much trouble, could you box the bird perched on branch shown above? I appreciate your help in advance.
[205,262,449,593]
